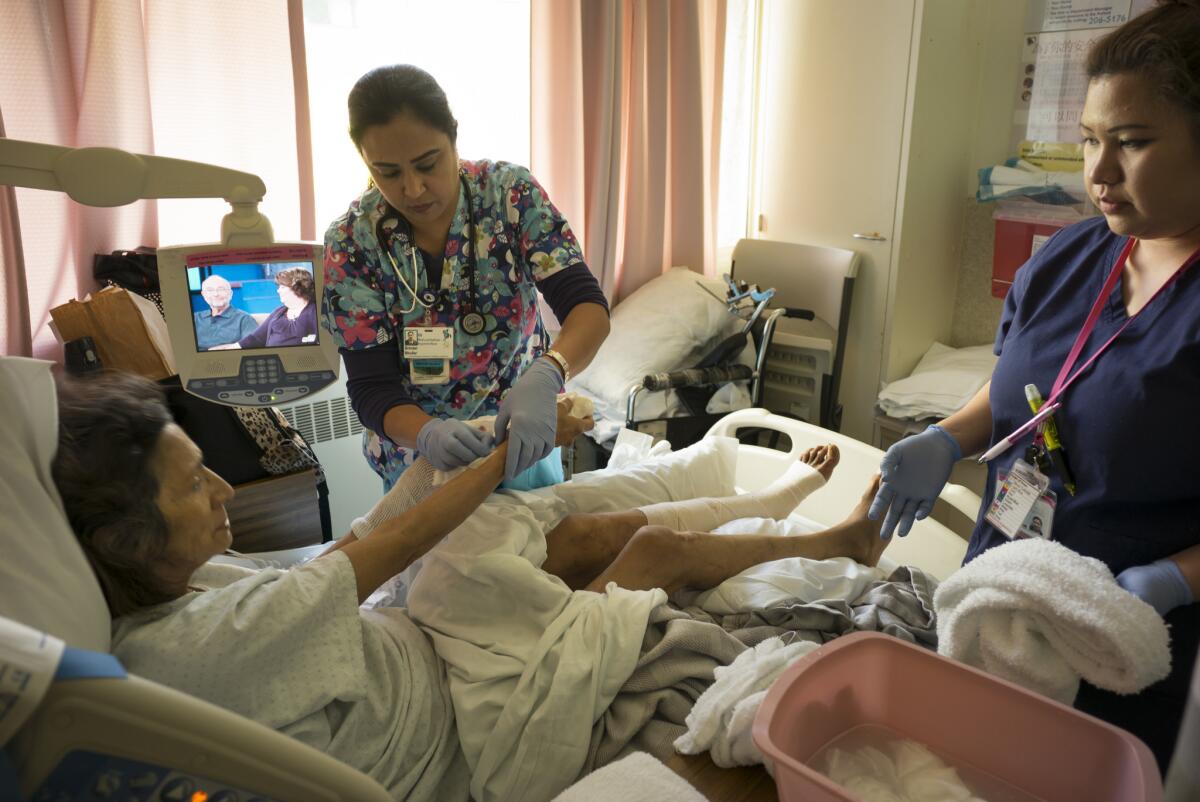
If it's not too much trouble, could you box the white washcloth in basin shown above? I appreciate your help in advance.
[933,538,1171,704]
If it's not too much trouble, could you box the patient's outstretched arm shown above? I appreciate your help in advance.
[335,443,509,602]
[326,398,591,602]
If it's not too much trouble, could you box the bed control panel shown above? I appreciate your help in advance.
[32,750,278,802]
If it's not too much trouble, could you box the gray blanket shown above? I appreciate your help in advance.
[585,565,939,769]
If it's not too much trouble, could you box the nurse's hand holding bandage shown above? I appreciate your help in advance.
[869,424,962,539]
[495,356,564,479]
[416,417,494,471]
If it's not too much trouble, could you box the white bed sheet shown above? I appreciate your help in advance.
[404,435,880,802]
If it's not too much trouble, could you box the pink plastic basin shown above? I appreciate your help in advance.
[752,631,1162,802]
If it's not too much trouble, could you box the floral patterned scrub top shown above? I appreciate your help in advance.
[322,160,586,488]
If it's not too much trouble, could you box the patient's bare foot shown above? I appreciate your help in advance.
[840,474,888,566]
[800,444,840,482]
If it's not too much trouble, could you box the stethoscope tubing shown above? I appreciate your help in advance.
[377,173,481,319]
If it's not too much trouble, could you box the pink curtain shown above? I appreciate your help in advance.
[530,0,727,305]
[0,0,314,358]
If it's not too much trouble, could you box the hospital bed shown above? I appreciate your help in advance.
[0,357,978,802]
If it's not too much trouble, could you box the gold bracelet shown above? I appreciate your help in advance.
[542,349,570,383]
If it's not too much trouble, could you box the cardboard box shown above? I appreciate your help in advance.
[50,286,176,379]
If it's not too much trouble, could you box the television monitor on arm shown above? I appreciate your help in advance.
[0,137,339,406]
[159,243,336,405]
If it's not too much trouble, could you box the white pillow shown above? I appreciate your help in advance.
[573,267,736,408]
[0,358,111,650]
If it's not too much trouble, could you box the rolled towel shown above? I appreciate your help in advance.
[552,752,706,802]
[934,538,1171,704]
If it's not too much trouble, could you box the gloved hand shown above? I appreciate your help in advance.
[1116,559,1194,617]
[868,424,961,539]
[415,417,494,472]
[495,358,563,479]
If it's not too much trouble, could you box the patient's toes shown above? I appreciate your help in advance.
[802,444,840,481]
[818,444,841,479]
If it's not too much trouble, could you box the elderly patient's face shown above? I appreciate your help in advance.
[201,281,233,312]
[152,423,236,572]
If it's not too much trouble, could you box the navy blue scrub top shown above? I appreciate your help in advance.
[966,216,1200,771]
[966,216,1200,573]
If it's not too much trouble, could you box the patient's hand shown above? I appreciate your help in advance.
[555,396,594,447]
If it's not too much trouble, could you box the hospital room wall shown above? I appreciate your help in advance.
[757,0,1026,443]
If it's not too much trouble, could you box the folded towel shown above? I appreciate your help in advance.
[552,752,707,802]
[876,343,997,421]
[934,539,1171,704]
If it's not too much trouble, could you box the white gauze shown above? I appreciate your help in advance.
[638,459,826,532]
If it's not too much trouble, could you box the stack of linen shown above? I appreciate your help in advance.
[877,343,997,421]
[976,159,1086,205]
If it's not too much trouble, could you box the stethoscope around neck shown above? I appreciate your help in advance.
[377,173,486,336]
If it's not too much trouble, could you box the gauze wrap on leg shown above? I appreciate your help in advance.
[351,458,437,540]
[638,459,826,532]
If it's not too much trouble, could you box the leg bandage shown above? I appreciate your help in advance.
[351,458,437,539]
[638,460,825,532]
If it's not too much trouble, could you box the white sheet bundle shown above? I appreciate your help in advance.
[876,343,997,421]
[934,538,1171,704]
[405,435,873,801]
[673,636,820,767]
[406,437,740,802]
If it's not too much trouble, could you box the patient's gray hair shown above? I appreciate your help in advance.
[52,371,176,617]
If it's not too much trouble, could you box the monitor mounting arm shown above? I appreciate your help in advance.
[0,138,272,245]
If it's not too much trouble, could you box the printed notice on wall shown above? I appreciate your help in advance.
[1012,0,1155,159]
[1038,0,1131,32]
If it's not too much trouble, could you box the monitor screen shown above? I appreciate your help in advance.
[186,260,320,352]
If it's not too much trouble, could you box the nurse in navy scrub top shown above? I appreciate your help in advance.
[321,65,610,489]
[867,0,1200,773]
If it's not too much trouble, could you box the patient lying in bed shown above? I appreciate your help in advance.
[52,372,887,802]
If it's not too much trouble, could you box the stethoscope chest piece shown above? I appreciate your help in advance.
[461,311,486,335]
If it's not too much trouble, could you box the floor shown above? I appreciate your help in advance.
[665,752,779,801]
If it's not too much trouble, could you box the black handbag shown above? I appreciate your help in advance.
[93,247,159,292]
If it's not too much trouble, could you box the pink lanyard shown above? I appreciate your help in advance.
[1044,238,1200,409]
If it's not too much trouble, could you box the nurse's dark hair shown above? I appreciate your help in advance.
[51,370,177,618]
[1086,0,1200,137]
[347,64,458,148]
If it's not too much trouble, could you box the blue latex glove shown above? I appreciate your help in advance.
[868,424,961,539]
[495,358,563,480]
[1116,559,1194,617]
[415,417,494,471]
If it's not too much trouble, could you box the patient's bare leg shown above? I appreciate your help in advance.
[583,474,885,595]
[542,446,842,589]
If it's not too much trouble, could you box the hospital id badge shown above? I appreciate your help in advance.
[402,326,454,359]
[985,459,1050,540]
[404,327,453,385]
